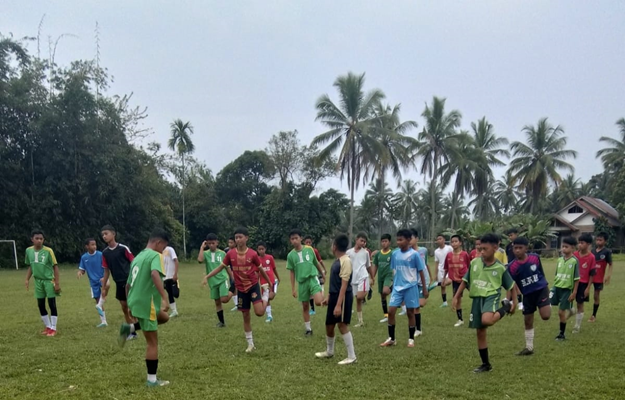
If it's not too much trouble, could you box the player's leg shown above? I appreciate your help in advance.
[381,289,402,346]
[317,290,338,359]
[480,294,511,327]
[407,308,417,347]
[453,281,464,327]
[517,313,535,356]
[474,328,491,372]
[438,270,448,307]
[573,283,587,333]
[251,284,265,318]
[214,299,225,327]
[337,321,356,364]
[354,279,367,327]
[92,284,107,327]
[242,309,255,352]
[142,320,168,387]
[165,279,178,317]
[45,281,58,335]
[37,296,51,334]
[590,284,602,322]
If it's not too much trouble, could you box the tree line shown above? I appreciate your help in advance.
[1,34,624,265]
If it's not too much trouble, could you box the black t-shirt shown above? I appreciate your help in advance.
[329,255,352,295]
[506,242,515,263]
[102,244,134,283]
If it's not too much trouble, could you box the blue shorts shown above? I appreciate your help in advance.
[90,281,102,299]
[389,285,420,309]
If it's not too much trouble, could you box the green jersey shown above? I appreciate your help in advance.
[463,257,514,298]
[373,249,393,277]
[554,256,579,289]
[203,249,228,286]
[127,248,164,320]
[287,246,319,283]
[25,246,57,280]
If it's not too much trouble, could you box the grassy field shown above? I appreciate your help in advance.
[0,258,622,400]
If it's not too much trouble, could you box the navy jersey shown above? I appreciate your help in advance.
[507,253,548,295]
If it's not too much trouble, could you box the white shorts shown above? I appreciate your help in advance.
[437,269,447,282]
[352,278,370,294]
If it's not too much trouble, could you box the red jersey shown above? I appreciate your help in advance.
[574,251,596,284]
[258,254,276,285]
[223,248,262,292]
[592,247,612,283]
[469,249,479,261]
[444,251,470,282]
[312,248,323,262]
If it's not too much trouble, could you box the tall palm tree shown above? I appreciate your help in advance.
[442,194,469,229]
[312,72,386,242]
[440,132,480,198]
[364,178,394,238]
[470,117,510,197]
[469,178,500,220]
[508,118,577,214]
[552,174,581,210]
[596,118,625,171]
[415,96,462,241]
[393,179,420,228]
[168,119,195,258]
[494,171,522,214]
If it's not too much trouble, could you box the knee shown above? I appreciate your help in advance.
[302,302,310,311]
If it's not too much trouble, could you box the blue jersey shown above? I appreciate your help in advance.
[507,253,548,295]
[416,246,430,287]
[79,251,104,284]
[391,248,425,291]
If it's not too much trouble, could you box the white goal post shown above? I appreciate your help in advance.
[0,240,19,270]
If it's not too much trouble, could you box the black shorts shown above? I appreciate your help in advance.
[593,282,604,291]
[115,281,128,301]
[576,283,590,303]
[452,281,463,298]
[522,286,550,315]
[237,283,262,311]
[164,279,180,302]
[326,292,353,325]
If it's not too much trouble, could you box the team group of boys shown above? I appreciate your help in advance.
[23,224,614,386]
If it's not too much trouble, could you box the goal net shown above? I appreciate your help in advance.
[0,240,19,270]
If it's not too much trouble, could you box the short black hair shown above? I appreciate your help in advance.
[234,227,249,236]
[205,233,218,241]
[506,228,519,235]
[480,233,500,245]
[397,229,413,240]
[30,229,44,238]
[84,238,96,246]
[256,241,267,248]
[579,233,593,244]
[512,237,529,246]
[289,229,302,238]
[562,236,578,246]
[304,235,313,242]
[411,229,419,238]
[356,232,368,240]
[101,225,116,233]
[596,232,608,240]
[149,228,170,243]
[228,236,235,242]
[451,234,463,243]
[381,233,392,241]
[334,234,349,252]
[436,233,447,240]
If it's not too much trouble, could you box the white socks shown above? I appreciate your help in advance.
[245,331,254,346]
[147,374,157,383]
[326,335,335,355]
[233,295,238,305]
[100,312,107,324]
[262,290,269,302]
[97,297,105,308]
[401,305,407,313]
[266,305,272,317]
[50,316,57,330]
[525,328,534,351]
[305,321,312,331]
[575,313,584,329]
[41,315,51,328]
[343,332,356,359]
[170,302,177,313]
[357,311,363,324]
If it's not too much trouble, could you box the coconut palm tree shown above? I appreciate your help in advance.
[508,118,577,214]
[441,194,469,229]
[168,119,195,258]
[469,178,500,220]
[552,174,581,210]
[493,171,523,215]
[364,178,394,238]
[415,96,462,241]
[312,72,386,242]
[596,118,625,171]
[470,117,510,197]
[393,179,420,228]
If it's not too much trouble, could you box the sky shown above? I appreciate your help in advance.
[3,1,625,201]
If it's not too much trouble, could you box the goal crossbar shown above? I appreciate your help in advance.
[0,240,19,270]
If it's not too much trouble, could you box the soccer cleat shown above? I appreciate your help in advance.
[473,363,492,373]
[572,327,580,334]
[398,310,406,316]
[46,329,57,337]
[127,332,138,341]
[265,316,273,323]
[589,315,596,322]
[315,351,334,359]
[380,338,396,347]
[407,339,415,348]
[305,330,313,336]
[146,379,170,387]
[97,322,108,328]
[95,304,104,317]
[169,311,179,318]
[516,348,534,356]
[41,328,51,336]
[379,316,388,323]
[454,320,464,327]
[440,302,448,308]
[501,299,512,314]
[555,333,566,341]
[230,306,238,312]
[353,322,364,328]
[309,310,316,316]
[118,323,132,348]
[245,344,256,353]
[415,330,423,337]
[367,288,373,300]
[427,282,439,292]
[215,322,226,328]
[338,357,357,365]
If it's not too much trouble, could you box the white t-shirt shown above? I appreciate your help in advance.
[163,246,178,280]
[346,247,371,283]
[434,245,453,272]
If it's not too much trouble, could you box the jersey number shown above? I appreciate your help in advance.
[129,265,139,287]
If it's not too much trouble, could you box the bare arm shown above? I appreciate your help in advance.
[197,242,206,263]
[203,263,226,285]
[152,270,169,312]
[53,265,60,291]
[290,270,296,298]
[333,275,349,317]
[102,268,110,287]
[173,258,179,281]
[25,266,32,290]
[452,281,467,310]
[273,264,281,283]
[419,270,429,298]
[606,262,613,285]
[258,268,274,292]
[569,280,580,302]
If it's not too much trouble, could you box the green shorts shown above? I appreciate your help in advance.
[210,280,230,300]
[378,271,393,294]
[34,279,56,299]
[138,317,158,332]
[298,276,322,302]
[469,294,501,329]
[550,287,573,310]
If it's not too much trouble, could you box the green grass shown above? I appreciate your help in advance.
[0,259,622,400]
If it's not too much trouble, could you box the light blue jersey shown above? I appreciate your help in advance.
[391,248,425,291]
[79,251,104,285]
[416,246,430,287]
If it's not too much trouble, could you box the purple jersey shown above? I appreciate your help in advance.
[507,253,548,295]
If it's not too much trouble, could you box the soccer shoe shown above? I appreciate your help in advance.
[407,339,415,348]
[215,322,226,328]
[440,302,448,308]
[146,379,170,387]
[95,304,104,317]
[454,320,464,327]
[555,333,566,341]
[379,316,388,323]
[309,309,316,316]
[516,348,534,356]
[473,363,492,373]
[338,357,357,365]
[427,282,439,292]
[398,310,406,316]
[315,351,334,359]
[572,327,580,334]
[245,344,256,353]
[97,322,108,328]
[380,338,396,347]
[415,330,423,337]
[46,329,57,337]
[305,330,313,336]
[589,315,596,322]
[169,311,179,318]
[500,299,512,314]
[127,332,138,341]
[367,288,373,301]
[230,306,238,312]
[41,328,51,335]
[118,323,132,348]
[265,316,273,323]
[353,322,364,328]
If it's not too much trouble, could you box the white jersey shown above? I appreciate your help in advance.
[346,247,371,283]
[434,245,453,272]
[162,246,178,280]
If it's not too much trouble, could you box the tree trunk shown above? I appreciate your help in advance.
[378,174,385,241]
[430,162,438,243]
[349,175,355,245]
[182,153,187,260]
